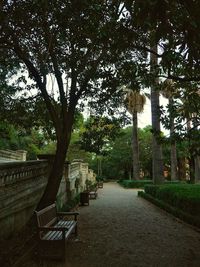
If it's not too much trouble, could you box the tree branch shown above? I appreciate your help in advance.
[12,43,61,135]
[159,74,200,82]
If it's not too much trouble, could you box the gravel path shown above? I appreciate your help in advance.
[64,181,200,267]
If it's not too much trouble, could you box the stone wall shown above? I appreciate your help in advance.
[0,149,27,162]
[0,157,96,238]
[0,160,48,239]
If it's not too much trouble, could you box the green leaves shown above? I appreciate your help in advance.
[79,116,121,155]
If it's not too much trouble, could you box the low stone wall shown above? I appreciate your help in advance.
[0,157,96,238]
[0,160,48,239]
[0,149,27,162]
[56,160,97,209]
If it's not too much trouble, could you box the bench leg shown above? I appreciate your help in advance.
[75,224,78,236]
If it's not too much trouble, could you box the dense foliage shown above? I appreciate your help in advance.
[118,179,153,188]
[144,184,200,216]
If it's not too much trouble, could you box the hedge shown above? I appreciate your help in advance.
[118,179,184,189]
[144,184,200,216]
[139,184,200,228]
[118,179,153,188]
[138,190,200,228]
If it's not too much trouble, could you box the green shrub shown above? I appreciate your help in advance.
[138,190,200,228]
[144,184,159,197]
[164,180,186,184]
[144,184,200,216]
[96,175,107,182]
[119,179,153,188]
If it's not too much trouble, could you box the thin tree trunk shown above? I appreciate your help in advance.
[170,141,177,180]
[132,112,140,180]
[169,98,177,180]
[177,157,186,180]
[150,44,164,184]
[193,114,200,183]
[186,116,195,182]
[195,156,200,182]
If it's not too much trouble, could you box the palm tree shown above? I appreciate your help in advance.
[125,90,146,180]
[150,45,164,184]
[162,79,178,181]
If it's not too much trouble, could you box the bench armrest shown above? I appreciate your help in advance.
[57,212,79,220]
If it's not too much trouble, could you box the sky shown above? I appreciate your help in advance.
[138,95,169,134]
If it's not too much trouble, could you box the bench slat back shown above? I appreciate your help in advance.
[35,203,57,227]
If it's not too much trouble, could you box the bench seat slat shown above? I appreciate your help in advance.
[57,220,74,228]
[42,221,76,241]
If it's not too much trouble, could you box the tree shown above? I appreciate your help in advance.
[150,45,164,184]
[97,126,153,180]
[162,79,178,180]
[139,126,153,179]
[125,90,146,180]
[124,0,200,82]
[80,115,121,176]
[102,127,133,180]
[0,1,124,208]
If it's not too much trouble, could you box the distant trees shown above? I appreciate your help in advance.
[79,116,121,176]
[0,121,46,159]
[98,126,153,180]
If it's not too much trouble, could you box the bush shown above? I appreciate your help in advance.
[96,175,107,182]
[144,184,200,216]
[138,190,200,228]
[144,184,159,197]
[118,179,153,188]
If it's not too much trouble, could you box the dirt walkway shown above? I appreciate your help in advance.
[33,182,200,267]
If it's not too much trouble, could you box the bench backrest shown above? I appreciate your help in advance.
[35,203,57,227]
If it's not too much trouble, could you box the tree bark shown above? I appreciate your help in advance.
[150,44,164,184]
[169,98,178,180]
[37,110,75,210]
[170,141,177,180]
[37,137,68,209]
[132,112,140,180]
[195,156,200,182]
[177,157,186,180]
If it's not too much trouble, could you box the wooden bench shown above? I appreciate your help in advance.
[86,184,98,200]
[35,203,79,260]
[98,181,103,188]
[89,186,98,199]
[89,190,97,199]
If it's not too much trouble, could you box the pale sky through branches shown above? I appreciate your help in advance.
[138,96,169,134]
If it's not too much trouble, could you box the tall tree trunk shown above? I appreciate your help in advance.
[169,98,177,180]
[150,45,164,184]
[132,112,140,180]
[193,115,200,183]
[170,141,177,180]
[37,113,74,210]
[195,156,200,182]
[177,157,186,180]
[186,115,195,182]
